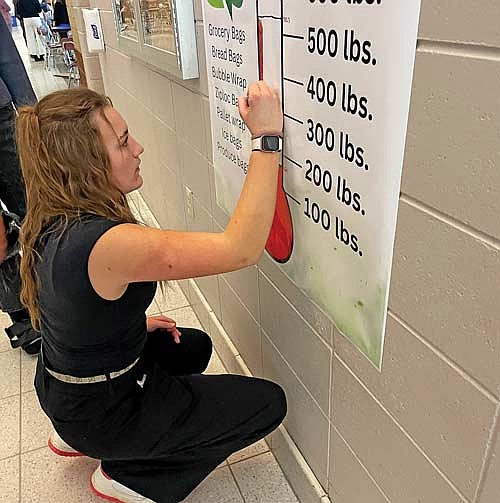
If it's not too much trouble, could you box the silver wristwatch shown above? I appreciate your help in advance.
[251,135,283,153]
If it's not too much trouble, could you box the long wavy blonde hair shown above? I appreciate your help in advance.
[16,88,137,329]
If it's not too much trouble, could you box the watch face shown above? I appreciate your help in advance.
[262,136,280,151]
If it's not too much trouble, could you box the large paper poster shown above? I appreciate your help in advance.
[202,0,421,369]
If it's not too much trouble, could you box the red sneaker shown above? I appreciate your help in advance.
[48,429,84,457]
[90,464,156,502]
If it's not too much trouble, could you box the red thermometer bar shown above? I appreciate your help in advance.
[258,18,294,264]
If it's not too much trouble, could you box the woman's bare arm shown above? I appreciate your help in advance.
[88,81,283,300]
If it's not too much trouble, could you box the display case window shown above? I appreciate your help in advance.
[112,0,198,80]
[140,0,176,54]
[114,0,139,40]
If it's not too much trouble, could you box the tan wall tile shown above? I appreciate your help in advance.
[332,357,465,502]
[102,47,131,94]
[77,29,91,57]
[82,55,102,80]
[172,83,207,156]
[127,59,153,112]
[186,283,208,330]
[419,0,500,46]
[208,162,231,229]
[208,311,243,376]
[72,6,85,33]
[148,71,175,128]
[87,78,104,94]
[177,138,212,212]
[194,275,221,320]
[220,278,262,376]
[403,52,500,240]
[390,200,500,396]
[258,253,333,346]
[185,193,213,233]
[329,427,389,503]
[271,425,328,503]
[334,314,497,500]
[202,97,213,162]
[137,151,166,226]
[91,0,112,10]
[151,115,178,173]
[161,163,184,226]
[259,271,331,415]
[263,334,329,489]
[99,9,118,50]
[222,266,260,322]
[193,0,202,22]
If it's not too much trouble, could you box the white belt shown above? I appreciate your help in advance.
[44,357,140,384]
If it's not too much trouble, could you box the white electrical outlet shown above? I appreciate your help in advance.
[185,186,195,219]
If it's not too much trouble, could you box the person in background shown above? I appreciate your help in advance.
[52,0,68,37]
[15,0,45,61]
[13,0,27,43]
[0,0,12,32]
[41,0,53,27]
[0,16,41,354]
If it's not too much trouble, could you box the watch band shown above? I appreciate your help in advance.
[251,135,283,152]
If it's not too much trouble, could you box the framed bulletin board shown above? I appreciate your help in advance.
[112,0,199,79]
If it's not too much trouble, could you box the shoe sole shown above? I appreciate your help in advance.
[89,470,127,503]
[47,437,84,458]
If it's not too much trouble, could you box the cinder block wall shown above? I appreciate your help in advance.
[84,1,500,501]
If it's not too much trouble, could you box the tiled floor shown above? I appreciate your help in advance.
[12,26,67,99]
[1,303,299,503]
[1,28,299,503]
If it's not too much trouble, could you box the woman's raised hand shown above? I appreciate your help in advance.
[238,81,283,138]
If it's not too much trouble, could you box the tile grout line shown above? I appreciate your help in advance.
[0,451,22,463]
[228,462,248,503]
[220,276,259,326]
[153,303,193,316]
[473,400,500,502]
[417,38,500,62]
[326,346,334,491]
[336,355,470,503]
[262,328,330,422]
[258,269,333,350]
[256,271,265,399]
[0,390,23,401]
[332,424,392,503]
[400,193,500,250]
[18,348,21,503]
[227,449,270,468]
[388,310,499,404]
[18,452,21,503]
[19,445,53,457]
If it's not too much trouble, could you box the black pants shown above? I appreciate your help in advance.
[18,18,27,44]
[35,328,287,503]
[0,104,27,313]
[0,105,26,218]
